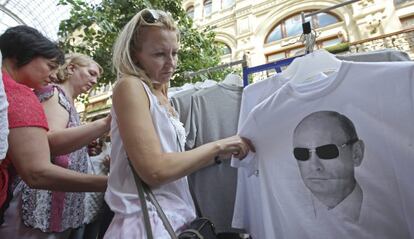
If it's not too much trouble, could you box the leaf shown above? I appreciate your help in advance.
[58,0,223,87]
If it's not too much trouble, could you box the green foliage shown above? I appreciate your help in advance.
[58,0,223,86]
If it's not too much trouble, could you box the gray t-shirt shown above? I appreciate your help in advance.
[170,88,197,129]
[186,83,243,233]
[337,49,411,62]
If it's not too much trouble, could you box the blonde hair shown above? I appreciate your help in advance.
[112,8,179,90]
[55,53,103,83]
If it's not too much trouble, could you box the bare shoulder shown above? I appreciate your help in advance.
[41,87,69,129]
[113,76,145,99]
[112,76,150,113]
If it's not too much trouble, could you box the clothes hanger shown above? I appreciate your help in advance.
[280,21,313,80]
[283,21,342,84]
[288,49,342,85]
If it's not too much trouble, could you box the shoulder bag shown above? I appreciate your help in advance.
[128,159,219,239]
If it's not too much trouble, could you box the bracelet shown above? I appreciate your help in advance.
[214,156,222,165]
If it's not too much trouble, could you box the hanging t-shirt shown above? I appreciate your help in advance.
[232,73,330,238]
[231,74,288,239]
[236,61,414,239]
[170,88,197,129]
[337,49,411,62]
[186,83,243,233]
[182,80,217,136]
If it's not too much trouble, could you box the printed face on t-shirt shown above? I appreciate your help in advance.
[292,111,359,208]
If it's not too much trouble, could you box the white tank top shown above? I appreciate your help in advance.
[105,80,195,223]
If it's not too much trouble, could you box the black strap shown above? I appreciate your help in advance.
[128,159,154,239]
[146,186,178,239]
[128,158,178,239]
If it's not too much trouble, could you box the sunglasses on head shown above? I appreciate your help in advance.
[293,138,358,161]
[141,9,163,24]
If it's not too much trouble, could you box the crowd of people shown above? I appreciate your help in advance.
[0,8,253,239]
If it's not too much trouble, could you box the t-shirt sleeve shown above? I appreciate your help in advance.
[237,91,249,129]
[185,95,198,149]
[170,96,179,114]
[231,112,258,176]
[411,66,414,107]
[7,85,48,130]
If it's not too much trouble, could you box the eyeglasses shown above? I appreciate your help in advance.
[141,9,163,24]
[293,139,358,161]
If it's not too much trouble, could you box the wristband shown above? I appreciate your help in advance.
[214,156,222,165]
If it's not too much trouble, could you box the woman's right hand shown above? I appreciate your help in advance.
[214,135,255,160]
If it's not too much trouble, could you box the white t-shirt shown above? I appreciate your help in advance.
[232,73,329,238]
[0,55,9,161]
[231,74,288,239]
[236,61,414,239]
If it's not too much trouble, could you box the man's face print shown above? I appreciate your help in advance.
[293,115,356,201]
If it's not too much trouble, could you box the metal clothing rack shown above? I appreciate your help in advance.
[300,0,362,53]
[242,56,297,87]
[184,55,247,79]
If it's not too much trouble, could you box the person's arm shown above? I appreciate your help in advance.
[113,77,252,187]
[41,89,110,156]
[8,126,107,192]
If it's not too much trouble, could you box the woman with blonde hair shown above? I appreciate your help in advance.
[105,8,254,238]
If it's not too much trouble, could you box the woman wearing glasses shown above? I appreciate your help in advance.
[105,8,254,238]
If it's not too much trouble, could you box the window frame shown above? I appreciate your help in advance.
[204,0,213,17]
[265,35,344,63]
[265,10,341,44]
[221,0,235,9]
[186,5,195,19]
[218,42,232,55]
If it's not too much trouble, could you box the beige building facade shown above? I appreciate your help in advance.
[80,0,414,120]
[183,0,414,65]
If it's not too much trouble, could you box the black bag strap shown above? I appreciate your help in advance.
[128,158,178,239]
[145,184,178,239]
[128,160,154,239]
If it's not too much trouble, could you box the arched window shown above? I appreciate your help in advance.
[266,35,343,63]
[394,0,414,5]
[204,0,212,17]
[222,0,235,9]
[186,6,194,19]
[265,11,341,44]
[400,15,414,28]
[217,42,232,55]
[317,12,339,28]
